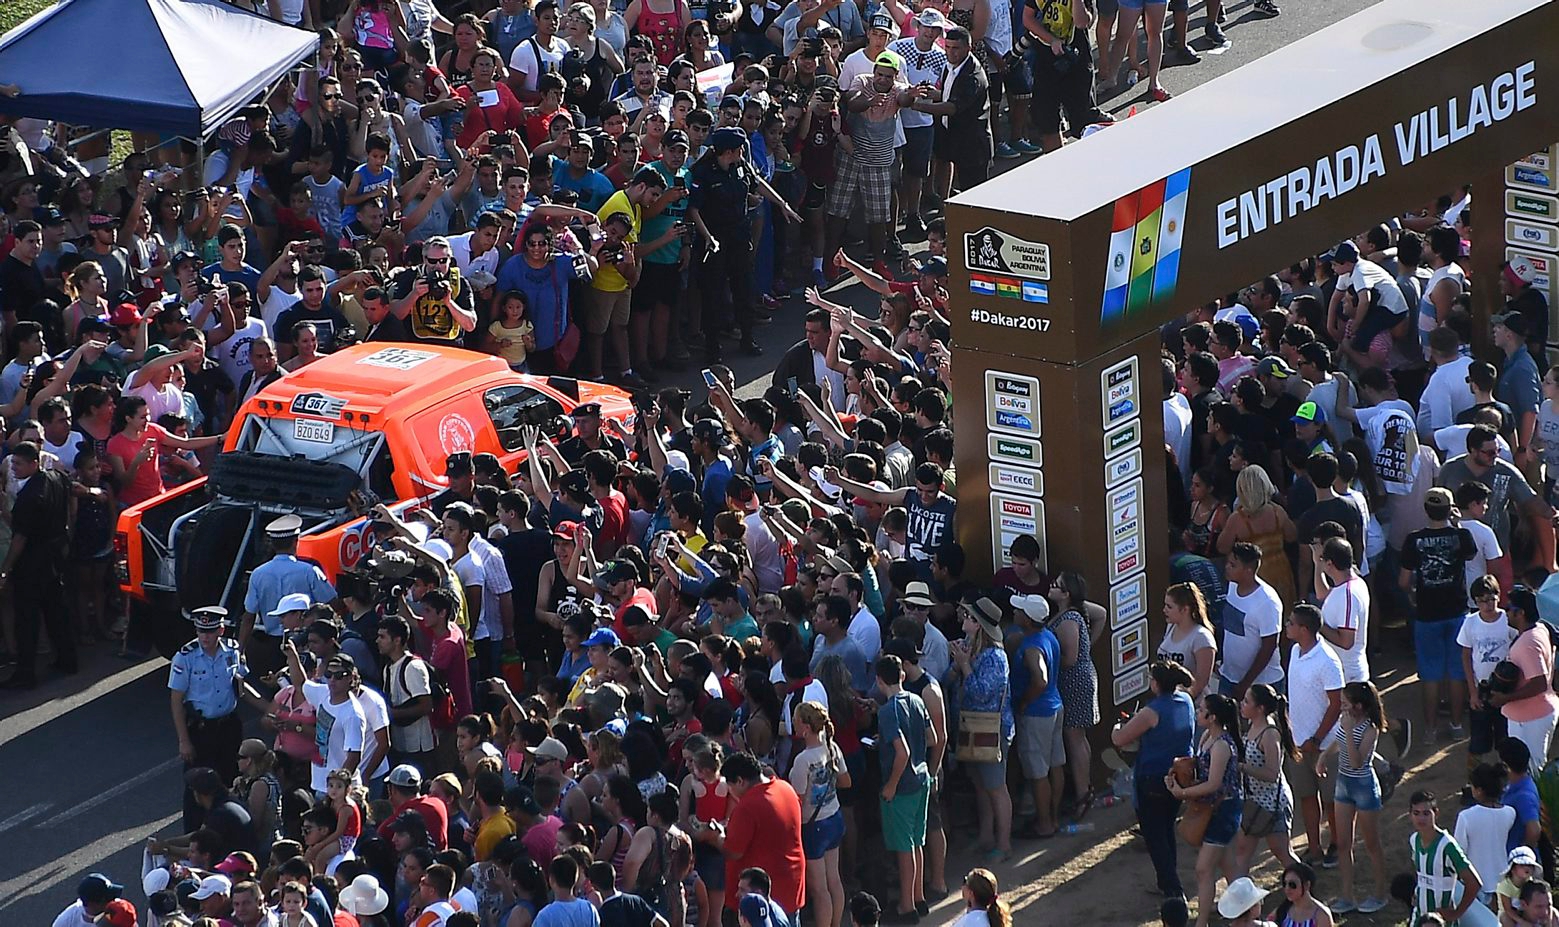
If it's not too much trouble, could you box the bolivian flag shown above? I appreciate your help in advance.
[1100,167,1192,325]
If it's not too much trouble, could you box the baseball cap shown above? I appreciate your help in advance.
[142,869,172,898]
[874,49,904,71]
[1291,400,1326,425]
[1494,312,1530,337]
[97,898,137,927]
[78,874,124,905]
[214,853,254,877]
[691,418,728,445]
[552,520,582,541]
[268,592,312,617]
[386,764,423,789]
[883,635,922,664]
[808,466,842,501]
[529,736,570,762]
[664,467,697,495]
[1330,240,1360,264]
[1256,356,1294,379]
[108,302,144,327]
[867,11,897,33]
[917,256,948,277]
[1506,255,1539,288]
[1425,486,1456,518]
[584,627,622,649]
[664,128,690,150]
[504,785,543,817]
[39,206,64,226]
[593,559,638,590]
[88,213,120,229]
[740,894,773,927]
[191,874,232,901]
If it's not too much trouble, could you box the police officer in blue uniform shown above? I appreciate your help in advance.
[239,514,338,677]
[170,606,271,831]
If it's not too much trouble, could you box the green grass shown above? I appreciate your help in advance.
[3,0,139,167]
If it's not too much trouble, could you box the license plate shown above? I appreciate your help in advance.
[293,418,335,443]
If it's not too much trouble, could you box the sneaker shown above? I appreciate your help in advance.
[1393,718,1413,760]
[1205,22,1229,45]
[1165,42,1201,64]
[1323,845,1339,869]
[995,141,1022,160]
[885,236,908,259]
[1253,0,1280,16]
[616,370,650,389]
[1013,139,1045,155]
[903,213,926,239]
[1358,897,1388,914]
[1449,723,1466,739]
[1330,898,1357,914]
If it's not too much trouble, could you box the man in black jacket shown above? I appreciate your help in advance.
[919,26,992,192]
[771,307,834,395]
[0,442,74,688]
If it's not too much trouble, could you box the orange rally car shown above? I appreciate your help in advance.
[115,343,632,656]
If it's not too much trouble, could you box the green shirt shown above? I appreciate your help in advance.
[1411,828,1471,926]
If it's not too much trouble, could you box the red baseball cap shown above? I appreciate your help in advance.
[108,302,144,327]
[98,898,137,927]
[214,852,254,877]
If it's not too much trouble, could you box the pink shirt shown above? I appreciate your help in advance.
[1503,624,1559,723]
[522,813,564,866]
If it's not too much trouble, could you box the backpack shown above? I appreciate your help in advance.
[391,654,457,731]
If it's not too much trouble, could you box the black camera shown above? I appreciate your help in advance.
[801,36,823,58]
[423,267,450,299]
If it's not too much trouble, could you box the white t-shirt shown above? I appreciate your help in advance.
[508,35,570,92]
[449,232,501,279]
[1358,402,1420,495]
[1435,424,1515,463]
[1456,610,1517,683]
[1453,803,1517,894]
[356,684,392,780]
[780,677,829,736]
[260,285,302,333]
[1288,639,1344,748]
[302,681,367,793]
[1343,257,1409,316]
[1460,518,1503,605]
[453,550,491,640]
[1417,355,1475,436]
[128,380,185,423]
[467,537,514,641]
[1220,579,1283,686]
[44,431,87,473]
[1164,393,1193,487]
[52,900,95,927]
[386,653,436,752]
[1156,623,1215,677]
[743,511,784,594]
[1321,574,1370,683]
[213,316,269,389]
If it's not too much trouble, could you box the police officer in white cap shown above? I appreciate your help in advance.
[239,514,337,676]
[170,606,270,831]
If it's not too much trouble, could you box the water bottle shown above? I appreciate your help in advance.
[1059,822,1097,835]
[1094,794,1123,809]
[1112,766,1135,802]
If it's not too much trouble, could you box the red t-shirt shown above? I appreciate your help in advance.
[454,83,525,148]
[723,778,805,913]
[426,624,472,722]
[596,488,630,556]
[377,794,451,849]
[886,278,948,313]
[613,587,658,640]
[107,423,171,507]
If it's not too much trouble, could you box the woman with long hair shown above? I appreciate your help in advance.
[623,787,685,922]
[501,856,548,927]
[106,395,222,507]
[1113,660,1196,902]
[1183,467,1230,557]
[1273,861,1334,927]
[788,701,851,927]
[235,739,284,859]
[950,596,1015,863]
[1045,572,1101,816]
[1167,693,1245,927]
[600,772,649,887]
[457,713,504,779]
[63,261,110,336]
[815,653,868,884]
[733,670,780,769]
[1234,684,1298,878]
[439,13,504,89]
[1159,583,1216,698]
[1322,681,1389,914]
[1218,465,1298,610]
[952,868,1011,927]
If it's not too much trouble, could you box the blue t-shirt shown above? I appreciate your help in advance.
[878,689,930,793]
[810,633,871,694]
[1504,775,1541,853]
[700,456,733,534]
[201,261,262,297]
[494,252,584,351]
[551,160,617,213]
[536,898,600,927]
[1499,348,1542,420]
[1011,628,1063,718]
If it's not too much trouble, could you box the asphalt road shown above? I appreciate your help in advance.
[0,1,1385,922]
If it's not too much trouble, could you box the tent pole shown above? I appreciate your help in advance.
[194,134,204,192]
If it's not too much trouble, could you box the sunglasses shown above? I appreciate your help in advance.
[426,256,451,265]
[1284,880,1302,889]
[321,92,342,99]
[327,670,353,680]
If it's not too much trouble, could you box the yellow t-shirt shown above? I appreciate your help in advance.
[1034,0,1075,43]
[592,190,641,293]
[474,811,517,861]
[488,320,533,367]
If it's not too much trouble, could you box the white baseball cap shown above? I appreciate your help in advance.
[191,874,232,900]
[268,592,311,617]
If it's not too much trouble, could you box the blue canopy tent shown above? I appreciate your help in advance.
[0,0,317,139]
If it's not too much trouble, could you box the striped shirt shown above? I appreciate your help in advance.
[1410,829,1471,927]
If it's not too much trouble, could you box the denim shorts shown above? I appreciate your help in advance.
[1334,771,1382,812]
[802,810,845,859]
[1413,617,1462,682]
[1204,796,1242,847]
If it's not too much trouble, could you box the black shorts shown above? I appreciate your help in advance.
[804,182,828,210]
[633,260,682,314]
[1028,36,1105,138]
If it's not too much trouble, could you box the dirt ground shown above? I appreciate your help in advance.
[918,635,1475,927]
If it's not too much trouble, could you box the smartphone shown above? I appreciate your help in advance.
[786,376,798,396]
[860,736,877,749]
[702,368,718,389]
[476,88,501,108]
